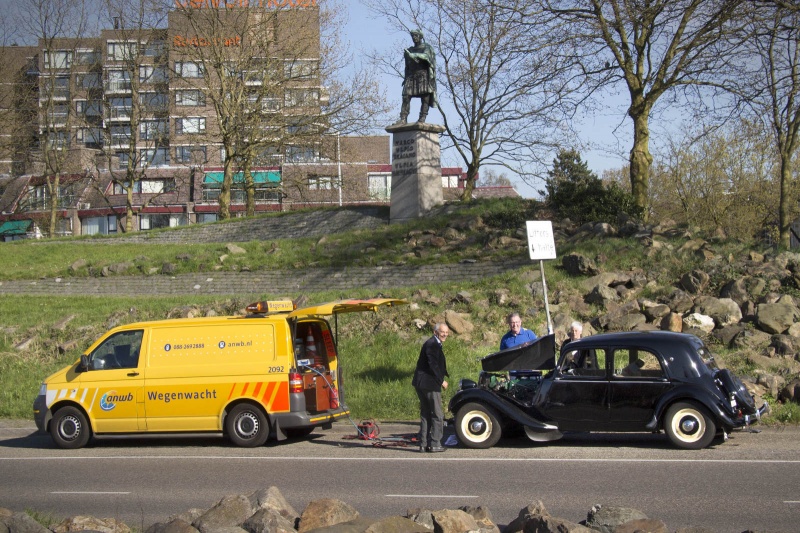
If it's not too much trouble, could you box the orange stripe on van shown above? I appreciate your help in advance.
[226,384,236,400]
[271,382,289,412]
[252,382,263,398]
[241,383,250,396]
[260,382,272,405]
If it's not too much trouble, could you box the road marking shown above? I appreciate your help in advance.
[387,494,479,498]
[784,501,800,504]
[50,491,130,495]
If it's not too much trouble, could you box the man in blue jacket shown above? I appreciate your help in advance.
[500,312,537,351]
[412,323,450,452]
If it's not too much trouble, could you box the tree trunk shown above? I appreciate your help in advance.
[219,149,233,220]
[778,151,791,249]
[244,158,255,217]
[459,163,478,202]
[48,173,60,237]
[629,108,653,221]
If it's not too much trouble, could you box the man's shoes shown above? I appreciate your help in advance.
[419,446,426,453]
[428,446,446,452]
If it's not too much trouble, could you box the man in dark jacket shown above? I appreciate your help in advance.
[412,323,450,452]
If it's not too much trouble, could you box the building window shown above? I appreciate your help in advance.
[197,213,217,224]
[139,92,168,112]
[175,61,205,78]
[286,146,318,162]
[43,76,70,99]
[368,173,392,200]
[113,178,175,194]
[75,49,100,66]
[284,59,317,80]
[109,97,132,120]
[77,127,103,148]
[141,39,166,58]
[140,147,169,167]
[46,103,70,124]
[43,130,70,149]
[308,176,339,190]
[175,145,206,164]
[107,70,132,92]
[175,90,205,106]
[82,215,117,235]
[139,65,168,84]
[285,88,320,107]
[442,174,460,188]
[43,50,72,69]
[140,213,187,230]
[176,117,205,135]
[77,72,101,89]
[110,125,131,148]
[139,119,168,140]
[76,99,102,118]
[107,41,137,61]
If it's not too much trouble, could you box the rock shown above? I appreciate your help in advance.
[680,269,710,294]
[406,509,435,530]
[756,372,786,398]
[53,315,75,330]
[642,303,670,321]
[516,514,592,532]
[297,498,359,532]
[431,509,480,532]
[14,337,36,351]
[226,244,247,255]
[193,495,253,533]
[661,289,694,314]
[585,284,619,306]
[732,328,772,352]
[778,379,800,403]
[606,312,647,332]
[161,262,177,275]
[770,335,798,358]
[757,301,800,334]
[146,519,200,533]
[362,515,431,532]
[444,310,474,335]
[592,222,616,237]
[458,506,499,532]
[660,313,683,332]
[682,313,715,334]
[51,516,132,533]
[720,278,749,305]
[1,512,51,533]
[493,289,510,305]
[241,509,296,533]
[692,296,742,328]
[562,253,599,276]
[612,518,668,533]
[712,324,746,347]
[585,506,648,533]
[504,501,549,533]
[248,486,299,523]
[57,339,81,354]
[69,258,88,273]
[454,291,473,305]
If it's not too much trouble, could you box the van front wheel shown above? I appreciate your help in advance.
[226,404,269,447]
[50,406,91,449]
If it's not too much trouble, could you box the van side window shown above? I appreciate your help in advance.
[89,330,144,370]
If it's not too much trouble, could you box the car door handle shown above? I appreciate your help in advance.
[127,371,139,377]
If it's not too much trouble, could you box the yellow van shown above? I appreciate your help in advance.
[33,298,404,449]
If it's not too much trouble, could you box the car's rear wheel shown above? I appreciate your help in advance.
[50,406,91,449]
[664,401,716,450]
[455,402,502,449]
[226,403,269,447]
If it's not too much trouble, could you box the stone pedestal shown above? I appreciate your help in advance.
[385,121,446,224]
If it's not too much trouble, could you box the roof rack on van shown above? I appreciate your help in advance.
[246,300,296,314]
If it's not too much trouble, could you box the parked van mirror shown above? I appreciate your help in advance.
[79,354,90,372]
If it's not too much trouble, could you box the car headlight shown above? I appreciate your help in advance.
[459,378,477,391]
[38,383,47,396]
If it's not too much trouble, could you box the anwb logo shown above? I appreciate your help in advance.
[100,391,134,411]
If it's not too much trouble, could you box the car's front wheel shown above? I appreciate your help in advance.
[455,402,502,449]
[664,401,716,450]
[226,403,269,447]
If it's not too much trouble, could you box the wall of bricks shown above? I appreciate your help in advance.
[2,206,530,296]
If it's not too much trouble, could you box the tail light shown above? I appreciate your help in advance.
[289,371,303,394]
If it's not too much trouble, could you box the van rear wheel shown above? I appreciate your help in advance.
[50,406,91,449]
[226,404,269,447]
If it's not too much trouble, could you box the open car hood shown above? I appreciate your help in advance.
[480,334,556,372]
[289,298,407,319]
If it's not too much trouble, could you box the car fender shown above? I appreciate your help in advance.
[448,388,558,432]
[645,384,737,431]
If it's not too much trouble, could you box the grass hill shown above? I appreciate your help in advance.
[1,197,798,425]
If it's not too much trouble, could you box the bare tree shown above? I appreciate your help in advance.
[546,0,750,219]
[366,0,587,201]
[737,3,800,247]
[15,0,94,236]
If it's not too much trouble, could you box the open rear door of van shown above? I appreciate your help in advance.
[289,298,407,319]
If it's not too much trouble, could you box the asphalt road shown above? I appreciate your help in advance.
[1,419,799,532]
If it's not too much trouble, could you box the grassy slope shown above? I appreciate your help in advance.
[1,198,797,423]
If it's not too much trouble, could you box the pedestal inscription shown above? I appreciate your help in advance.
[385,122,445,224]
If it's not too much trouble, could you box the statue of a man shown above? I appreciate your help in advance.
[397,29,437,124]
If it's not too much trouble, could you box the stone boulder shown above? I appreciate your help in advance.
[682,313,715,334]
[585,284,619,306]
[661,289,694,314]
[431,509,480,533]
[444,310,474,335]
[562,253,599,276]
[585,505,648,533]
[680,270,710,294]
[52,516,132,533]
[0,512,51,533]
[146,518,199,533]
[757,300,800,334]
[720,278,749,306]
[193,495,253,533]
[613,518,668,533]
[779,379,800,404]
[692,296,742,328]
[297,498,359,532]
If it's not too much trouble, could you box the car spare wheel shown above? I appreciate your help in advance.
[524,426,563,442]
[664,401,716,450]
[455,402,502,449]
[716,369,756,413]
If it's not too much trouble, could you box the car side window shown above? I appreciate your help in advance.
[613,348,664,379]
[89,330,143,370]
[560,348,607,377]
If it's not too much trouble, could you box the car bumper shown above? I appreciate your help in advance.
[33,394,48,432]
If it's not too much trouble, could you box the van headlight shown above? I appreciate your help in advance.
[38,383,47,396]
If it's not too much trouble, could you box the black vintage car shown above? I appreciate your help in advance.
[448,331,769,450]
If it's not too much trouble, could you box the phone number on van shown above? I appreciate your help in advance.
[164,343,205,351]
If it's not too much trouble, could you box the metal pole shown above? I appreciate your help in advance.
[540,259,553,334]
[336,132,342,207]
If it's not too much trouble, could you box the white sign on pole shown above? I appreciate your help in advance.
[526,221,557,260]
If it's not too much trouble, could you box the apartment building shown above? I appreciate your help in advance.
[0,4,516,240]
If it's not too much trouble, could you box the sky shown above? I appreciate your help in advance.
[342,1,634,199]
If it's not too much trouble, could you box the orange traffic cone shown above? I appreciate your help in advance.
[306,332,324,367]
